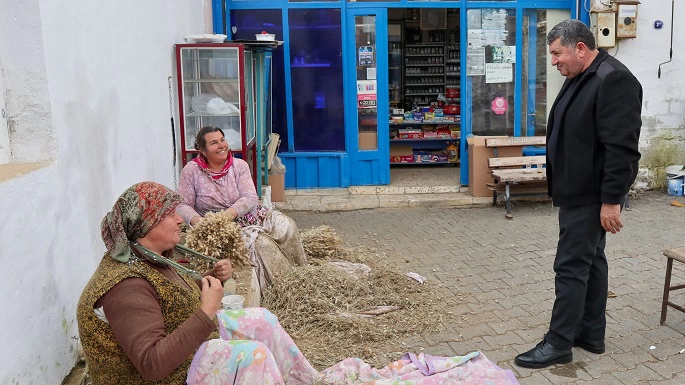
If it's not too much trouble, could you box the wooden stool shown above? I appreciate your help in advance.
[660,247,685,325]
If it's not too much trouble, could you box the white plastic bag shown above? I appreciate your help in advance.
[192,94,239,115]
[270,155,286,175]
[206,98,240,115]
[224,128,241,149]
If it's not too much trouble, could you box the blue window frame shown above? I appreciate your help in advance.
[215,0,581,188]
[288,9,345,151]
[230,10,288,149]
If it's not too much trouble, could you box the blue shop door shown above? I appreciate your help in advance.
[344,9,390,185]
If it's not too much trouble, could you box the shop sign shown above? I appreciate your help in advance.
[491,46,516,64]
[358,94,377,108]
[357,80,377,108]
[491,96,508,115]
[358,46,374,66]
[466,46,485,76]
[485,63,513,83]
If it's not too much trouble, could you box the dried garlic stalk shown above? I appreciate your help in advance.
[300,225,342,261]
[184,210,250,268]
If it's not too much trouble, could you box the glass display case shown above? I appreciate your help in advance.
[176,43,277,192]
[388,22,403,109]
[176,44,252,163]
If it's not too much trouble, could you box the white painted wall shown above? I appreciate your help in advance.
[610,1,685,187]
[0,67,9,164]
[0,0,54,164]
[0,0,210,383]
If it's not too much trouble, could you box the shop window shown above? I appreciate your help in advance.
[289,9,344,151]
[521,9,568,136]
[230,10,288,150]
[467,8,517,136]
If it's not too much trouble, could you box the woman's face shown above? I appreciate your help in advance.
[138,212,183,254]
[200,131,229,165]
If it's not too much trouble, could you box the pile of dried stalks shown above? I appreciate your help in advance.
[183,210,250,272]
[300,225,343,262]
[263,226,454,370]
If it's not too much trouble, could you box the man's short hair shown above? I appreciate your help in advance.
[546,19,596,50]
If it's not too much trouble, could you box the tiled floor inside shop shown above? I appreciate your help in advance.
[389,164,461,187]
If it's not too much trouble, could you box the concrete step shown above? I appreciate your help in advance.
[272,185,493,212]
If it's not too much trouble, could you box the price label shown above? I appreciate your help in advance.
[358,99,377,108]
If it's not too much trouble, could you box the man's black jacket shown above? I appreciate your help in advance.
[546,48,642,207]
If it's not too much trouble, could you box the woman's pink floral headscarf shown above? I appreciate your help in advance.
[101,181,182,262]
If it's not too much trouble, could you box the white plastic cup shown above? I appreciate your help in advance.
[223,278,237,295]
[221,294,245,310]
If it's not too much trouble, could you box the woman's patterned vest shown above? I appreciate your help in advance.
[77,255,218,385]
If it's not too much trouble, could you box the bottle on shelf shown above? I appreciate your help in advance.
[447,141,459,163]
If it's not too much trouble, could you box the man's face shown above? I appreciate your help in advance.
[549,38,583,79]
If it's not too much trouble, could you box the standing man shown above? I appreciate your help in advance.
[514,19,642,368]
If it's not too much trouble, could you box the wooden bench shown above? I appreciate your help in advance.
[661,246,685,325]
[485,136,548,219]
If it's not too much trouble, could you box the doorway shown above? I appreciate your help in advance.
[387,8,462,189]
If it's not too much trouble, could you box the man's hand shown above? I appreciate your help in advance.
[600,203,623,234]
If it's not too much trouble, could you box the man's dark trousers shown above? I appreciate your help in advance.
[545,203,608,350]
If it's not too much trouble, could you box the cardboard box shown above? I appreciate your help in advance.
[415,154,432,162]
[268,173,285,202]
[467,136,522,197]
[414,150,447,163]
[390,145,414,163]
[391,145,413,156]
[359,132,377,150]
[436,127,452,138]
[398,129,422,139]
[391,155,414,163]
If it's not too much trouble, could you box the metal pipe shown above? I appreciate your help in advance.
[175,243,220,264]
[130,242,220,280]
[658,0,675,78]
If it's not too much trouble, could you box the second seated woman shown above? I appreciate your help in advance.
[177,126,308,291]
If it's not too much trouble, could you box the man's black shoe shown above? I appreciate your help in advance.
[573,340,605,354]
[514,340,573,368]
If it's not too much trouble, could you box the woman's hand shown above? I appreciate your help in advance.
[199,276,223,319]
[214,259,233,281]
[189,215,203,226]
[226,207,238,220]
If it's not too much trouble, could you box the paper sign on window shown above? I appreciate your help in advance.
[485,63,513,83]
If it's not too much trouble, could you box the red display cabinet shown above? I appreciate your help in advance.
[175,43,258,183]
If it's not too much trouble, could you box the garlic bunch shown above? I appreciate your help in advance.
[184,210,250,268]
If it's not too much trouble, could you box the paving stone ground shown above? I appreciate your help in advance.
[286,190,685,385]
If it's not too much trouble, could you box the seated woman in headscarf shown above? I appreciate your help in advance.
[176,126,308,291]
[76,181,318,385]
